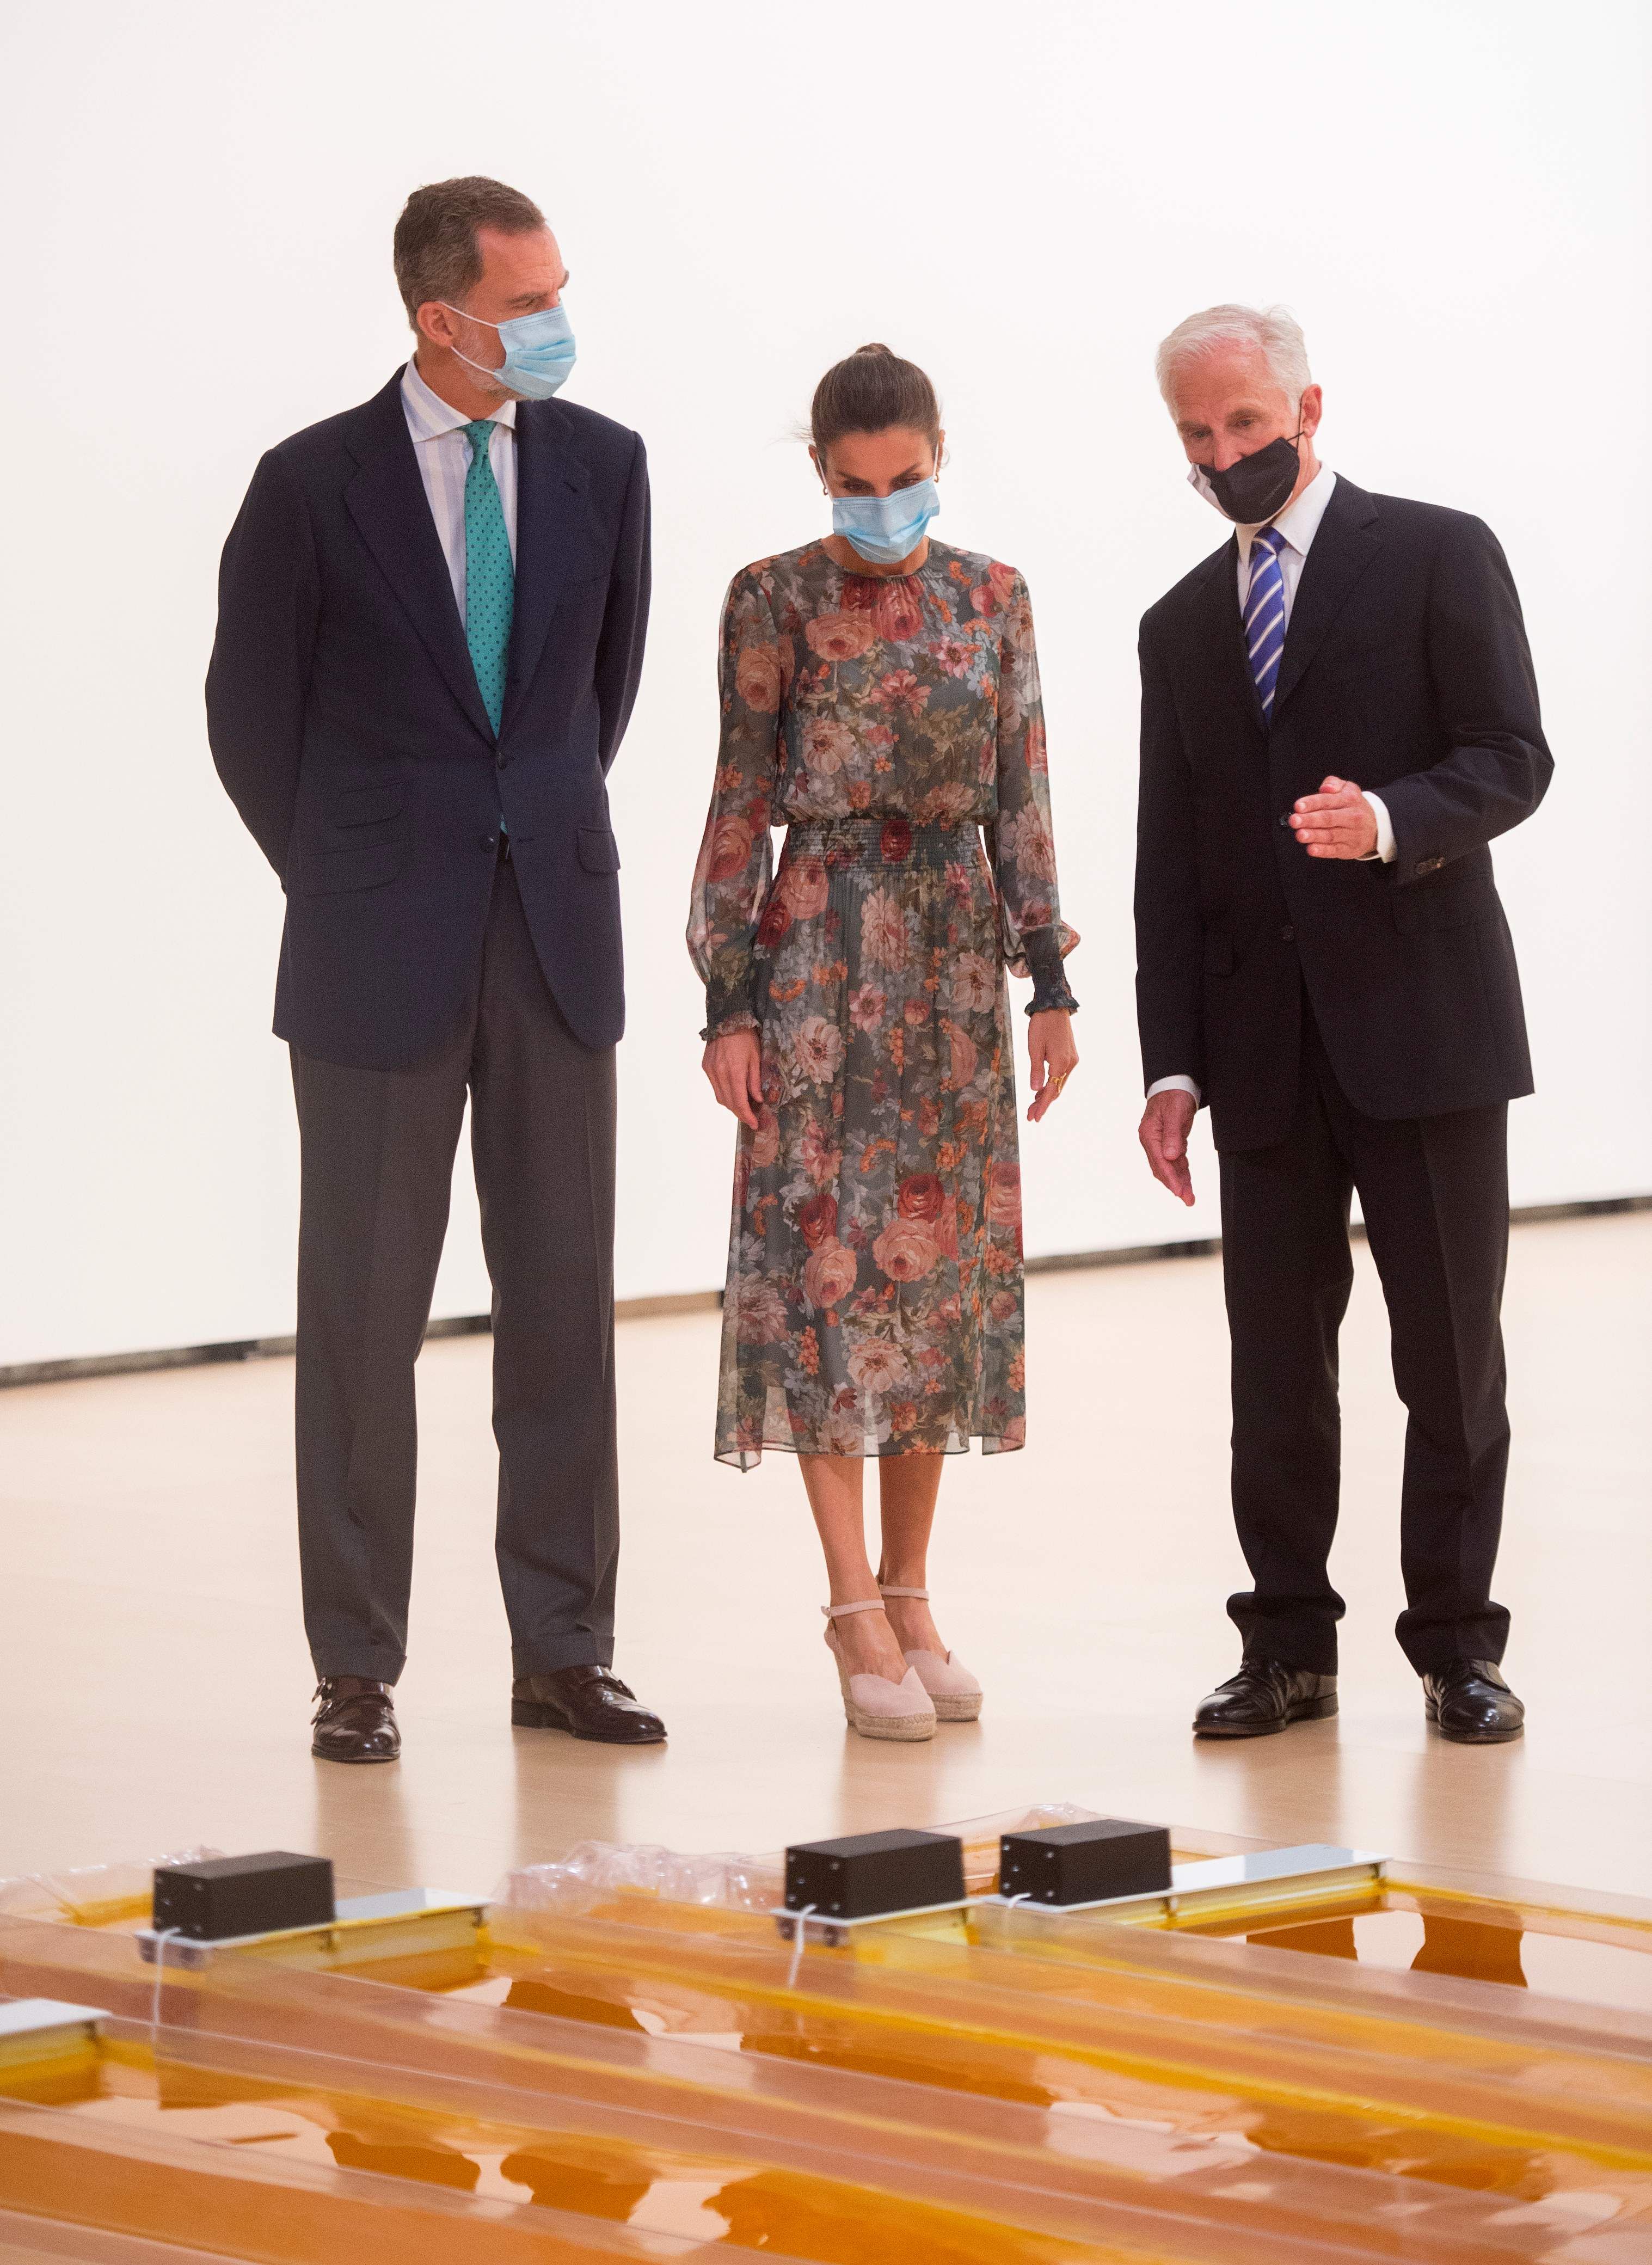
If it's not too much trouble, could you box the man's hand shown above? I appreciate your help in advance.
[1291,776,1377,860]
[1138,1088,1197,1206]
[702,1029,763,1128]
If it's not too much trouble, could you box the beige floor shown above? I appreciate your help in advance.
[1,1213,1647,1906]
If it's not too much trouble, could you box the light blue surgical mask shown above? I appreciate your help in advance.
[444,300,576,400]
[831,477,940,566]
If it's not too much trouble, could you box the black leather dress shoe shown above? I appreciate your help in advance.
[512,1666,666,1744]
[1423,1659,1524,1744]
[1193,1660,1338,1738]
[312,1677,400,1763]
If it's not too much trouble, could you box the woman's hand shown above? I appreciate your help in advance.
[1025,1010,1078,1124]
[702,1029,763,1129]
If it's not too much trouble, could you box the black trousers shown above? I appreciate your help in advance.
[1219,1004,1511,1676]
[290,854,618,1684]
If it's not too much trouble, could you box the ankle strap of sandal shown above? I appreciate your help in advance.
[822,1598,886,1620]
[878,1585,930,1600]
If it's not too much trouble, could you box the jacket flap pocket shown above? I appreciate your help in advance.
[1202,932,1236,976]
[578,825,622,875]
[300,840,407,897]
[1391,877,1495,935]
[330,785,403,828]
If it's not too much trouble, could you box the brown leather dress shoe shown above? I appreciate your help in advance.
[312,1677,400,1764]
[1193,1660,1338,1738]
[512,1666,666,1744]
[1423,1659,1525,1744]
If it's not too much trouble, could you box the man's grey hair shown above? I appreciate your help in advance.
[1154,304,1312,409]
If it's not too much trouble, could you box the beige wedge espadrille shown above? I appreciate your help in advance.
[879,1585,984,1721]
[822,1599,937,1741]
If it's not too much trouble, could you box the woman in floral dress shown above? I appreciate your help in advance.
[687,345,1079,1739]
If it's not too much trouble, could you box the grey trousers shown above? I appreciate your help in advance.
[290,855,618,1684]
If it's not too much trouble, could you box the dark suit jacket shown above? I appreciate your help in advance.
[206,369,650,1067]
[1135,476,1551,1152]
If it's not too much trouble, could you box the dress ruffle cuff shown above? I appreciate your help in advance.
[700,966,760,1044]
[1017,924,1080,1017]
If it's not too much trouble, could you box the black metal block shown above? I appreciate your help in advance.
[999,1819,1172,1906]
[784,1828,965,1920]
[152,1852,336,1942]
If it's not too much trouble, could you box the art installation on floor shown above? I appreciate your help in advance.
[2,1806,1649,2262]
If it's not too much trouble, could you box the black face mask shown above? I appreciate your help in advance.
[1194,431,1301,524]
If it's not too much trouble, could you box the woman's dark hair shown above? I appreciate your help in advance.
[810,343,941,460]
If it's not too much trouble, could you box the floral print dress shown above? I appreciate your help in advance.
[688,539,1078,1469]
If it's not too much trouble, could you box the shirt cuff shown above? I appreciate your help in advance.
[1147,1074,1201,1104]
[1361,791,1396,863]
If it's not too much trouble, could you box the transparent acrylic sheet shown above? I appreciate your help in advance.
[0,2086,797,2265]
[4,1913,1651,2262]
[0,2207,260,2265]
[3,2015,1114,2265]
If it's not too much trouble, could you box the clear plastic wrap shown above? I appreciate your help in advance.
[499,1806,1103,1919]
[0,1853,222,1930]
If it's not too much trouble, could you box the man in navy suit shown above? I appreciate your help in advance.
[208,177,664,1759]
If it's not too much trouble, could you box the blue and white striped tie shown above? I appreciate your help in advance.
[1245,524,1288,721]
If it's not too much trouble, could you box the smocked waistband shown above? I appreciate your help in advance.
[782,818,982,870]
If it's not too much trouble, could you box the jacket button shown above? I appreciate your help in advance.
[1278,812,1291,827]
[480,833,498,852]
[1281,924,1296,942]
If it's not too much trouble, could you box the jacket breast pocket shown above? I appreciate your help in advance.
[578,826,622,875]
[300,839,408,896]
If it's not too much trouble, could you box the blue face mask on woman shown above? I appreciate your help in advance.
[831,476,940,566]
[443,302,576,400]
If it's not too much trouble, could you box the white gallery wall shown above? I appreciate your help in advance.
[2,0,1648,1366]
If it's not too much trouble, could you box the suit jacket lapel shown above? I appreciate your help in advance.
[1194,536,1267,736]
[504,403,590,732]
[343,372,495,743]
[1272,477,1382,716]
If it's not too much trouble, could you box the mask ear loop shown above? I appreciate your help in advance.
[439,300,503,335]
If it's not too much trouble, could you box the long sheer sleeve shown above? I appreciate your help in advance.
[988,572,1079,1014]
[687,568,785,1039]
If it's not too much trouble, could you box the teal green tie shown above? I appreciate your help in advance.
[463,419,514,733]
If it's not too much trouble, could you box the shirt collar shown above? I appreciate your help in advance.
[400,356,518,442]
[1236,464,1336,573]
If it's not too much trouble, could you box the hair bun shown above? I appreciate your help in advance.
[810,345,941,457]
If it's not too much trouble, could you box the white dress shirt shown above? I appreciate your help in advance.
[400,358,518,621]
[1149,465,1395,1107]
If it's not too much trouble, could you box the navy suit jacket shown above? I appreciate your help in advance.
[1135,477,1551,1152]
[206,368,650,1067]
